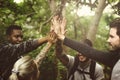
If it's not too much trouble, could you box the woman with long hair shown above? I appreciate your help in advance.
[8,56,40,80]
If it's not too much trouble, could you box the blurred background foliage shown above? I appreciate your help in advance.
[0,0,120,80]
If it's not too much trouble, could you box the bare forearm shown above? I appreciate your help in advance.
[35,42,52,67]
[37,37,48,46]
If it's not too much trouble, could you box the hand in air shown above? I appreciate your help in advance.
[51,16,67,40]
[47,30,57,43]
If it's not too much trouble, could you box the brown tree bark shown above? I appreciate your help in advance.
[87,0,107,42]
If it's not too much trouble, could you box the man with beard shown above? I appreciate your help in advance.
[55,39,104,80]
[51,16,120,80]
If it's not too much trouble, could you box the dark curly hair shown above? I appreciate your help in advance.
[109,18,120,37]
[6,25,22,35]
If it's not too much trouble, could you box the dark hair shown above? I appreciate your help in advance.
[109,18,120,37]
[83,39,93,47]
[6,25,22,35]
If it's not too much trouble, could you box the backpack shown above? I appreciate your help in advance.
[68,55,96,80]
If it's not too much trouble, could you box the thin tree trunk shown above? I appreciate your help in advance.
[48,0,56,13]
[87,0,107,42]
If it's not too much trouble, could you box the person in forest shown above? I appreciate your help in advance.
[55,38,104,80]
[0,25,56,80]
[8,33,55,80]
[51,16,120,80]
[9,41,54,80]
[8,56,40,80]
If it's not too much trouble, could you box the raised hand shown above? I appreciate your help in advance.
[51,16,60,34]
[51,16,67,40]
[59,17,67,39]
[47,30,57,43]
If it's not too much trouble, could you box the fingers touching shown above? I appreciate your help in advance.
[51,15,67,40]
[47,31,57,43]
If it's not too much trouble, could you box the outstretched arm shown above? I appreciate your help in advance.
[35,42,52,67]
[55,39,69,66]
[0,32,55,59]
[51,16,118,67]
[35,31,57,68]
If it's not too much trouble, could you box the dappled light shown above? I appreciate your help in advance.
[0,0,120,80]
[14,0,23,3]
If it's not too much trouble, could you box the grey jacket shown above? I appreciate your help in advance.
[67,55,104,80]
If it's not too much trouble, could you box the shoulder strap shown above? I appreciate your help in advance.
[90,60,96,80]
[68,55,79,80]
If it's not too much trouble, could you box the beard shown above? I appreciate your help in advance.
[109,43,120,51]
[109,45,116,51]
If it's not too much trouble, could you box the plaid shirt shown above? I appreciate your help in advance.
[0,39,39,80]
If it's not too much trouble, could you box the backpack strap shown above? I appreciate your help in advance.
[71,60,96,80]
[68,55,79,80]
[76,68,90,80]
[68,56,96,80]
[76,68,90,74]
[89,60,96,80]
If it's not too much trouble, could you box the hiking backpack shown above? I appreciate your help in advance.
[68,55,96,80]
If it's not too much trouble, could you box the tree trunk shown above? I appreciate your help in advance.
[39,1,67,80]
[48,0,56,13]
[87,0,107,42]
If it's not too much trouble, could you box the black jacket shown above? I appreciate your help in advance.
[0,40,39,80]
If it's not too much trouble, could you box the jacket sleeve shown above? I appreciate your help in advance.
[55,39,69,67]
[0,39,40,57]
[63,37,118,67]
[95,63,104,80]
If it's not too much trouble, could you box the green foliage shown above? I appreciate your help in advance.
[94,15,109,50]
[0,0,119,80]
[57,61,67,80]
[108,0,120,15]
[108,0,119,3]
